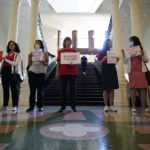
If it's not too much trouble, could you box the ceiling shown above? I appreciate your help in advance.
[38,0,112,14]
[46,0,104,13]
[40,13,110,30]
[38,0,112,30]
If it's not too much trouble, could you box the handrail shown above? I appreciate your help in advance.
[46,57,57,80]
[94,56,102,75]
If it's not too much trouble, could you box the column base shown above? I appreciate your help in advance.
[19,77,30,106]
[114,78,129,107]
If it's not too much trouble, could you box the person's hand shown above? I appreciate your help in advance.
[2,56,6,61]
[57,48,61,52]
[141,50,144,57]
[55,72,60,80]
[122,49,125,57]
[116,57,120,62]
[103,56,107,61]
[70,62,76,66]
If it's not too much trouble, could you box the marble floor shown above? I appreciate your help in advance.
[0,106,150,150]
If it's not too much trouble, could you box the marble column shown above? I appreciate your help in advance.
[19,0,39,107]
[111,0,129,106]
[57,30,61,49]
[129,0,148,57]
[28,0,39,53]
[72,30,77,49]
[129,0,142,39]
[7,0,21,42]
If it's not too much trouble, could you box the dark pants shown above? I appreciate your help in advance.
[82,63,87,73]
[28,71,45,108]
[61,75,77,109]
[1,67,20,107]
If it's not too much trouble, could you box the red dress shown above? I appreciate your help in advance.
[129,56,148,88]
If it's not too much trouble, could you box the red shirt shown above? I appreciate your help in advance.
[3,54,15,67]
[98,51,107,65]
[57,49,78,75]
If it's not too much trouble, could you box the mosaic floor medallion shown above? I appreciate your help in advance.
[40,123,109,140]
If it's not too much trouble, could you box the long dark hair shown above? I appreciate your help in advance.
[63,37,72,49]
[101,39,111,57]
[129,36,143,50]
[7,41,20,53]
[34,40,45,51]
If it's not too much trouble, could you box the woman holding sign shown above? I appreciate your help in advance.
[122,36,149,112]
[55,37,78,112]
[26,40,49,112]
[0,41,22,111]
[98,39,119,112]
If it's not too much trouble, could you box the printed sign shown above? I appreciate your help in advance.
[107,51,117,64]
[125,46,141,57]
[32,49,43,61]
[61,52,81,64]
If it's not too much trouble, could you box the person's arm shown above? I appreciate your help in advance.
[97,52,107,65]
[55,51,61,79]
[39,52,49,66]
[122,49,129,64]
[141,50,149,63]
[4,53,22,66]
[55,62,60,79]
[97,60,101,65]
[28,52,32,66]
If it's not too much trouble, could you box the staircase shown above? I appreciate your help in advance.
[44,64,104,106]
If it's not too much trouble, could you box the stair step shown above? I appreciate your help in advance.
[44,64,104,106]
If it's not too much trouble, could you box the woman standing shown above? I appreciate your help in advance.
[55,37,78,112]
[98,39,119,112]
[1,41,22,111]
[122,36,149,112]
[26,40,49,112]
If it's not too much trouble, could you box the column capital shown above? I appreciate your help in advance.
[112,0,119,4]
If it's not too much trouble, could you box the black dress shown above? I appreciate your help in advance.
[101,64,119,90]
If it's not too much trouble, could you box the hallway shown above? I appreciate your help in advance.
[0,107,150,150]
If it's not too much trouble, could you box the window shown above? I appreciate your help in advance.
[94,30,106,49]
[77,31,88,48]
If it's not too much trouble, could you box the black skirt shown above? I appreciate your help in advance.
[101,64,119,90]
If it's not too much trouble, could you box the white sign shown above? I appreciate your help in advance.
[32,49,43,61]
[125,46,141,57]
[107,51,117,64]
[61,52,81,64]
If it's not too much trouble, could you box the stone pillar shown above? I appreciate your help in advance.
[19,0,39,107]
[111,0,129,106]
[7,0,21,42]
[88,30,94,51]
[57,30,61,49]
[28,0,39,53]
[72,30,77,49]
[129,0,142,40]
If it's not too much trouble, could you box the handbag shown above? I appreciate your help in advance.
[13,54,24,84]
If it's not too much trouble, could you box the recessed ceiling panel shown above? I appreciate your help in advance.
[47,0,104,13]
